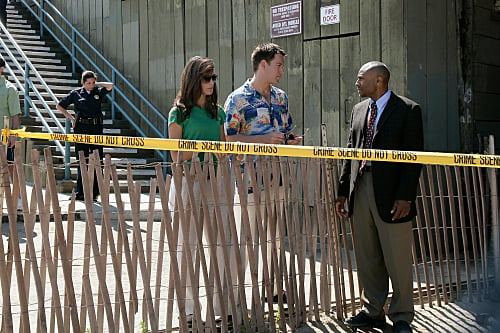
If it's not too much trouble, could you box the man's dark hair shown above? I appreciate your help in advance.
[251,43,286,72]
[0,58,5,67]
[81,70,97,83]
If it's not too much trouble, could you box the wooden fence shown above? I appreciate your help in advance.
[0,144,498,332]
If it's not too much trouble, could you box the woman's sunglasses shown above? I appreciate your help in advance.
[202,74,218,83]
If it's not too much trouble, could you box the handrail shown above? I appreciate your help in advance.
[0,22,66,155]
[18,0,169,162]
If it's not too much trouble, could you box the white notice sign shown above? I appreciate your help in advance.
[320,4,340,26]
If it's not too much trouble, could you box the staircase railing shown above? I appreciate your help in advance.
[18,0,169,163]
[0,22,67,156]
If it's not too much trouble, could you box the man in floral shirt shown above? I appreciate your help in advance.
[225,43,300,143]
[224,42,302,306]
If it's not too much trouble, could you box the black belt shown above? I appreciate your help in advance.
[77,117,102,125]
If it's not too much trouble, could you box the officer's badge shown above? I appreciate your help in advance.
[94,95,99,100]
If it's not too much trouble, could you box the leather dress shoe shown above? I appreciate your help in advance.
[345,311,386,328]
[393,320,412,333]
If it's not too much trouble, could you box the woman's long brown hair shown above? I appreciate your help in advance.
[173,56,219,119]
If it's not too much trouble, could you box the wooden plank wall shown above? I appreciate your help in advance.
[473,0,500,151]
[406,1,460,153]
[47,0,465,152]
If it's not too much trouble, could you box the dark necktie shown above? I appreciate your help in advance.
[364,102,378,148]
[360,102,378,171]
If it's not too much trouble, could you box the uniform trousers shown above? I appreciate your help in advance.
[352,171,415,324]
[74,122,103,198]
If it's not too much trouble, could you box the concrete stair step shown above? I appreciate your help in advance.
[10,70,75,78]
[13,56,62,64]
[24,125,137,137]
[31,142,156,159]
[17,63,69,71]
[5,3,164,181]
[9,49,57,57]
[7,30,40,38]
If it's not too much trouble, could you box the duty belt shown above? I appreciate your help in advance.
[77,117,102,125]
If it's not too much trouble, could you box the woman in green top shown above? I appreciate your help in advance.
[168,56,236,330]
[168,56,226,162]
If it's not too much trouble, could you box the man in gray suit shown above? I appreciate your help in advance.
[335,61,424,333]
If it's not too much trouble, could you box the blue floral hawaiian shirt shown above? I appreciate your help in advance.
[224,79,293,136]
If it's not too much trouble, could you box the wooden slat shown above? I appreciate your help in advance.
[444,166,461,300]
[1,141,498,330]
[207,160,236,331]
[15,145,49,332]
[184,160,218,331]
[170,163,204,330]
[381,0,405,91]
[97,161,131,333]
[426,165,447,305]
[421,167,440,306]
[339,0,359,34]
[1,146,30,332]
[219,158,251,330]
[287,158,307,323]
[464,167,481,300]
[415,176,432,307]
[218,0,233,99]
[303,0,320,39]
[155,166,190,333]
[303,40,322,145]
[78,151,116,331]
[31,149,66,331]
[321,39,340,146]
[0,152,14,332]
[300,159,319,321]
[454,166,473,302]
[185,0,207,59]
[339,35,360,147]
[233,158,266,331]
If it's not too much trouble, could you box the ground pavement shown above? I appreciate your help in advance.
[2,186,500,332]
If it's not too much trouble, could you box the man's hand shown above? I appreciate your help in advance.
[264,131,286,144]
[335,196,348,218]
[391,200,411,221]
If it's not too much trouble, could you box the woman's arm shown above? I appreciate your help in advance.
[56,104,76,128]
[96,82,114,91]
[169,122,193,163]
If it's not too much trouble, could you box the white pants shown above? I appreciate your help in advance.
[169,172,236,317]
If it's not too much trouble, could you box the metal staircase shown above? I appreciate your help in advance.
[1,2,161,192]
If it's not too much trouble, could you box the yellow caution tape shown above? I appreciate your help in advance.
[4,128,500,168]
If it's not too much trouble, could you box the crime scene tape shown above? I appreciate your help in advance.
[3,128,500,168]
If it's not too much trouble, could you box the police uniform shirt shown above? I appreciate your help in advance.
[58,86,109,118]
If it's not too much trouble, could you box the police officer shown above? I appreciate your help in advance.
[56,70,114,201]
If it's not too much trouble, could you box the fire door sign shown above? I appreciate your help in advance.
[320,4,340,25]
[270,1,302,38]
